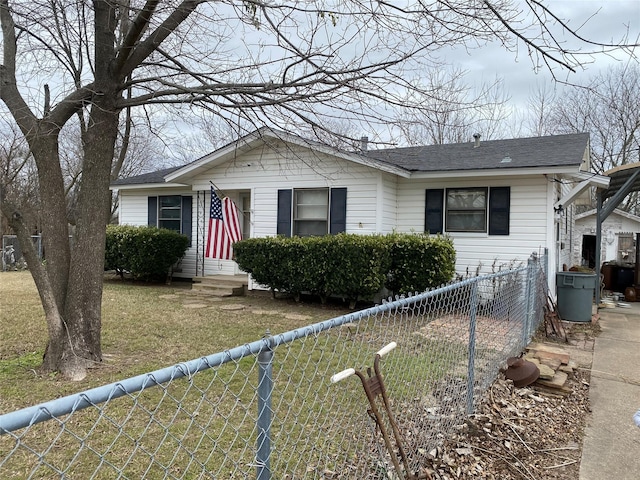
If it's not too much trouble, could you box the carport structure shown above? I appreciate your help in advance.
[594,162,640,306]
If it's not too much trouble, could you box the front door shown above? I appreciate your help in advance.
[582,234,596,268]
[235,191,251,274]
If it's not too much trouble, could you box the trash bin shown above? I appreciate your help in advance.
[556,272,596,322]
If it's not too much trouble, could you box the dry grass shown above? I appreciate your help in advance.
[0,272,388,478]
[0,271,504,479]
[0,271,352,413]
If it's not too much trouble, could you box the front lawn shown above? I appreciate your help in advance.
[0,271,350,413]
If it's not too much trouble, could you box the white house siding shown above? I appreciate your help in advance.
[191,142,386,236]
[118,187,198,278]
[186,142,389,281]
[379,174,398,232]
[554,179,574,272]
[395,175,551,279]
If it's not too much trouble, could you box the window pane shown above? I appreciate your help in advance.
[160,208,181,219]
[159,219,181,232]
[297,204,328,219]
[447,189,486,209]
[447,211,486,232]
[294,220,327,236]
[160,196,181,208]
[294,189,329,220]
[297,189,327,205]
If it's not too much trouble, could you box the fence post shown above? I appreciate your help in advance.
[466,280,479,414]
[523,256,536,346]
[543,247,549,288]
[257,332,273,480]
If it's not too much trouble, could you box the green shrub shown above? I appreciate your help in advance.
[385,233,456,295]
[295,234,391,305]
[234,232,453,305]
[105,225,189,281]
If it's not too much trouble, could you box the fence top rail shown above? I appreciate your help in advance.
[0,263,531,435]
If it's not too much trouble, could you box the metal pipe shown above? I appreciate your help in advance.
[595,191,602,307]
[466,282,479,414]
[256,332,274,480]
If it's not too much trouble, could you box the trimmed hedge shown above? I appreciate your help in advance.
[386,232,456,295]
[234,233,455,304]
[105,225,189,281]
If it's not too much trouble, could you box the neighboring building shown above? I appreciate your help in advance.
[111,128,609,293]
[574,208,640,268]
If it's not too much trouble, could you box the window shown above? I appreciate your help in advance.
[618,233,635,263]
[425,187,509,235]
[239,192,251,240]
[147,195,192,245]
[446,188,487,232]
[294,188,329,236]
[277,188,347,237]
[158,196,182,232]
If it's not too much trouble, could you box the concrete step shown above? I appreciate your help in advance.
[191,275,248,297]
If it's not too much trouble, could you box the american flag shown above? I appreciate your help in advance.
[206,187,242,259]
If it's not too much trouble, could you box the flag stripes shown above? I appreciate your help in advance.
[206,187,241,259]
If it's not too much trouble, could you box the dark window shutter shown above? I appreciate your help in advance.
[181,195,192,245]
[277,189,292,237]
[425,189,444,234]
[489,187,510,235]
[329,187,347,234]
[148,197,158,226]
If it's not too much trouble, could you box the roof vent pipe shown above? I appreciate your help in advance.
[473,133,481,148]
[360,136,368,152]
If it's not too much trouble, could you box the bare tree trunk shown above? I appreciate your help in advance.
[1,193,67,373]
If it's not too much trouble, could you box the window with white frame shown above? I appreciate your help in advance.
[293,188,329,236]
[425,186,509,235]
[445,188,488,232]
[158,195,182,233]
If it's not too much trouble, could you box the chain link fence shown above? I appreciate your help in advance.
[1,252,548,479]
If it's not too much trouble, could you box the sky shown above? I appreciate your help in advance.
[449,0,640,118]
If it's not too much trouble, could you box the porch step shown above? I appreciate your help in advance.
[191,275,248,297]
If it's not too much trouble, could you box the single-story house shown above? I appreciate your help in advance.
[111,128,610,293]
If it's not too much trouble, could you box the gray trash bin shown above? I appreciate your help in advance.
[556,272,596,322]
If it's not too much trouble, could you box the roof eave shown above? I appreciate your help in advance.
[110,182,189,191]
[408,165,583,179]
[576,208,640,222]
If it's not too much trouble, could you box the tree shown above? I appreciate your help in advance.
[534,64,640,211]
[0,0,637,379]
[523,83,559,138]
[391,69,510,145]
[549,64,640,173]
[0,119,38,236]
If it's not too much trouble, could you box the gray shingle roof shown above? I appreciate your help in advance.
[111,132,589,186]
[365,132,589,172]
[111,166,183,186]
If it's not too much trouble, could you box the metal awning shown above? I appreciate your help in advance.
[554,171,610,212]
[599,162,640,221]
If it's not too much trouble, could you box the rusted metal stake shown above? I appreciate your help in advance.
[331,342,422,480]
